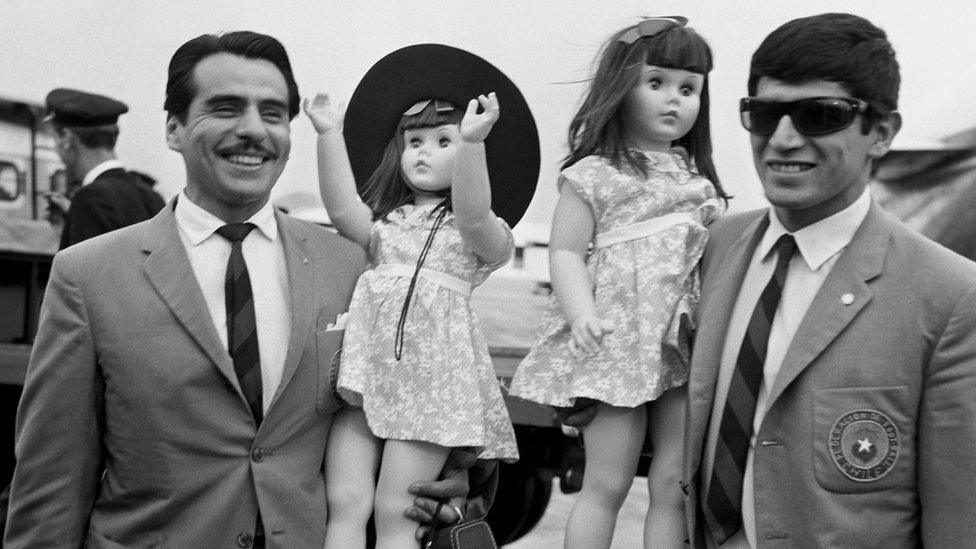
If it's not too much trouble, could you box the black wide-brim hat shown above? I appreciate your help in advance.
[344,43,540,228]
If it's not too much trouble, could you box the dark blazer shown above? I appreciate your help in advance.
[5,200,367,548]
[59,167,165,249]
[684,203,976,548]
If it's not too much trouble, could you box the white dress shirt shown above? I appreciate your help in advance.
[81,159,124,186]
[704,189,871,548]
[174,191,291,414]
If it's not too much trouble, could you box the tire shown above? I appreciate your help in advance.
[485,460,553,544]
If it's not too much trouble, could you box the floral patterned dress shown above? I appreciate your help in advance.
[510,149,723,408]
[338,204,519,461]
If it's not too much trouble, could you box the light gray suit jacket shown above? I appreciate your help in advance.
[4,200,366,548]
[684,203,976,548]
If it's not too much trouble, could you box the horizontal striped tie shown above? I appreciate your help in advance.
[217,223,263,426]
[704,233,796,544]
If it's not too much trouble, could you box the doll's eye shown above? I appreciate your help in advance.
[438,136,452,147]
[680,84,697,96]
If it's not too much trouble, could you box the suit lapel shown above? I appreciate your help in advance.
[268,212,317,408]
[687,212,768,472]
[765,203,890,406]
[141,201,236,382]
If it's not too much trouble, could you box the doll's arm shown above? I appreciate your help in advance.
[303,94,373,249]
[549,185,614,355]
[452,93,511,265]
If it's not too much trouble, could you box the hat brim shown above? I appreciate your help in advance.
[343,44,540,228]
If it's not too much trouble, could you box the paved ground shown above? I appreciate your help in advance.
[505,478,650,548]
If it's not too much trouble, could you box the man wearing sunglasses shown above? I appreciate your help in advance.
[685,12,976,548]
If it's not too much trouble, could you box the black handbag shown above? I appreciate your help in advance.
[422,501,498,549]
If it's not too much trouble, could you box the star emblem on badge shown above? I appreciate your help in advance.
[856,438,874,453]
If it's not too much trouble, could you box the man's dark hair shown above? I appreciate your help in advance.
[748,13,900,131]
[54,124,120,149]
[163,31,300,123]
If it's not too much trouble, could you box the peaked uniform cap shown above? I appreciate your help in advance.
[45,88,128,127]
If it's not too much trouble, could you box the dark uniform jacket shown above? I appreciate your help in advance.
[59,167,165,249]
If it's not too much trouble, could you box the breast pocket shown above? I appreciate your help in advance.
[315,329,345,415]
[813,386,913,493]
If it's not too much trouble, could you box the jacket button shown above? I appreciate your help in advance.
[236,531,254,547]
[251,448,264,462]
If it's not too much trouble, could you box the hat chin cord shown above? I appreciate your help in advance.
[393,196,451,360]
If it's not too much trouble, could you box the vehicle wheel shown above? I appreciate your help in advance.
[485,461,552,544]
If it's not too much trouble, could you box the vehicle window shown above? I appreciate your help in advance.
[0,162,22,201]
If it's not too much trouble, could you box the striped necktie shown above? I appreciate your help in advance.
[704,233,796,543]
[216,223,263,426]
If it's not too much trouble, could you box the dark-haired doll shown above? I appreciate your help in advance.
[510,16,728,549]
[304,43,538,548]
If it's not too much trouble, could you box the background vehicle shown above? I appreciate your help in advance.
[871,131,976,262]
[0,96,61,495]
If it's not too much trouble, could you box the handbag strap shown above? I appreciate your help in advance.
[423,500,448,548]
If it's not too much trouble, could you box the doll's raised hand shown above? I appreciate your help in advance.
[569,314,615,357]
[302,93,344,135]
[459,92,499,143]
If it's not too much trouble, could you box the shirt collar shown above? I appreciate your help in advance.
[82,159,123,186]
[174,189,279,246]
[759,188,871,271]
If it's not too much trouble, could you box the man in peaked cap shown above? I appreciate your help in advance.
[45,87,165,249]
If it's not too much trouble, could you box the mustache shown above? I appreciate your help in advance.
[217,139,276,157]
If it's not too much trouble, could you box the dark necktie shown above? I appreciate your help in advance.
[705,234,796,543]
[216,223,263,426]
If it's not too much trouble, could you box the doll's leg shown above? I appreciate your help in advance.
[565,404,646,549]
[643,386,688,549]
[323,408,382,549]
[372,439,451,549]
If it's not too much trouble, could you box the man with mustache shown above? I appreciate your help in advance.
[5,31,477,548]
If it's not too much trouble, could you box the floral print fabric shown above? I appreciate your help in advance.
[510,149,723,407]
[338,204,519,461]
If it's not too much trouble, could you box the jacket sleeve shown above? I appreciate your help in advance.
[4,253,104,548]
[918,281,976,545]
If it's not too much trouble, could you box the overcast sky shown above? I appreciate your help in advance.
[3,0,974,241]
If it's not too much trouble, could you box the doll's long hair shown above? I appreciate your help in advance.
[564,21,728,199]
[360,100,464,220]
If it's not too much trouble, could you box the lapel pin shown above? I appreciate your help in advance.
[301,256,309,265]
[841,293,854,305]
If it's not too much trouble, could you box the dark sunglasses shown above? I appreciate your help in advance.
[739,96,869,136]
[618,16,688,44]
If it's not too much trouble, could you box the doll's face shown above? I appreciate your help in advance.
[621,64,703,151]
[400,123,459,194]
